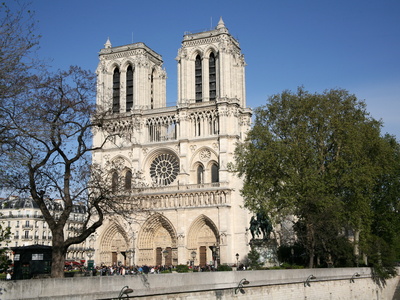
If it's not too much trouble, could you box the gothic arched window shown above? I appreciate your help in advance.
[197,165,204,184]
[126,65,133,112]
[209,52,216,101]
[112,172,118,192]
[195,55,202,102]
[125,170,132,190]
[112,68,120,113]
[211,163,219,183]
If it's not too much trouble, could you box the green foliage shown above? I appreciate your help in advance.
[216,264,232,271]
[232,87,400,271]
[175,264,189,273]
[247,247,263,270]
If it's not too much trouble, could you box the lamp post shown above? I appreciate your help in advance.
[210,244,218,269]
[86,248,95,275]
[191,251,197,267]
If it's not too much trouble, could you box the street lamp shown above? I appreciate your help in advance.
[86,248,95,275]
[191,251,196,267]
[235,278,250,294]
[304,275,316,287]
[118,286,133,299]
[87,248,94,259]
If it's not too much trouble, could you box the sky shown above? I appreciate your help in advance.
[16,0,400,138]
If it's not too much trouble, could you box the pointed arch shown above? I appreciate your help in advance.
[126,64,134,111]
[99,222,130,266]
[187,214,219,249]
[137,213,177,249]
[137,213,178,266]
[209,52,217,101]
[195,54,202,102]
[112,67,120,113]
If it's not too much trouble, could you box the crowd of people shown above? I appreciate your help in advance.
[63,262,243,276]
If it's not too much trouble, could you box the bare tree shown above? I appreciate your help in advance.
[0,1,41,122]
[0,65,141,277]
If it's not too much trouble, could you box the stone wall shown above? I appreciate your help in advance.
[1,268,399,300]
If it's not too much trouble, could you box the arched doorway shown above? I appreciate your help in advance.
[99,223,130,266]
[187,215,219,267]
[137,214,177,266]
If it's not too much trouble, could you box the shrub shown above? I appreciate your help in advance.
[217,264,232,271]
[175,264,189,273]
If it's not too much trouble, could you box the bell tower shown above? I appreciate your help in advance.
[96,40,166,113]
[176,17,247,108]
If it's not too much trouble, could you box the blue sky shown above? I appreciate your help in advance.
[24,0,400,138]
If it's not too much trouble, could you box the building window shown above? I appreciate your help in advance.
[126,65,133,112]
[150,153,179,186]
[197,165,204,184]
[150,69,155,109]
[195,55,202,102]
[211,164,219,183]
[209,52,216,101]
[112,172,118,192]
[112,67,120,113]
[125,170,132,190]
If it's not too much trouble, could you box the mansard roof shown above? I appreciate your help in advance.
[0,196,86,213]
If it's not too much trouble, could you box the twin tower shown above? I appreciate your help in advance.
[92,18,253,267]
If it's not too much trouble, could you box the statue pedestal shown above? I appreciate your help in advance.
[250,239,279,267]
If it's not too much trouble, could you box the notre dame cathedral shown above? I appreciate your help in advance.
[91,18,253,267]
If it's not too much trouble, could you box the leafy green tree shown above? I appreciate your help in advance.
[367,134,400,280]
[246,247,263,270]
[232,87,397,269]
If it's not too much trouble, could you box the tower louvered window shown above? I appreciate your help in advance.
[195,55,202,102]
[112,68,120,113]
[126,65,133,112]
[209,52,216,101]
[150,69,155,109]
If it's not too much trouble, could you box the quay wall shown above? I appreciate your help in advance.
[0,267,399,300]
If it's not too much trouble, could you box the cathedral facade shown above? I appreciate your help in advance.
[92,18,252,267]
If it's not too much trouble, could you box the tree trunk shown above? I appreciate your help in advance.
[51,231,66,278]
[307,223,315,268]
[353,229,360,267]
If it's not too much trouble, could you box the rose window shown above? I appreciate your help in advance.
[150,153,179,186]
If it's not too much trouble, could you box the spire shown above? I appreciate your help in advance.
[216,17,225,29]
[104,37,112,49]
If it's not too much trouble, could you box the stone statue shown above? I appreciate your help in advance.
[249,212,273,241]
[250,216,260,240]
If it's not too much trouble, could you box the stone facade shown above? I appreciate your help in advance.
[91,18,252,267]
